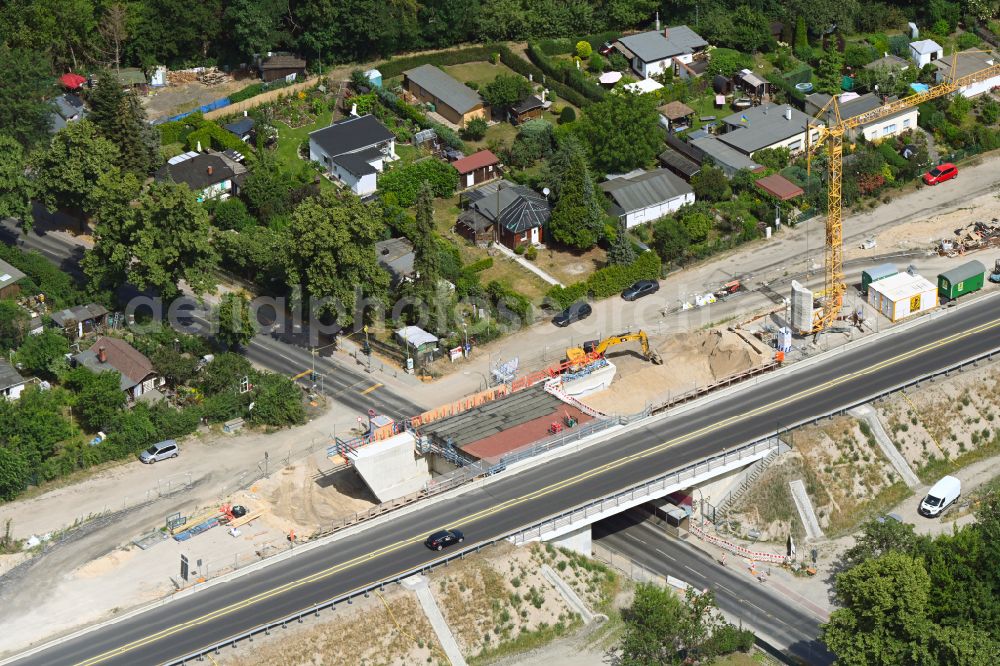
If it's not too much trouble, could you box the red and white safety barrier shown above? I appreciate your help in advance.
[689,525,787,564]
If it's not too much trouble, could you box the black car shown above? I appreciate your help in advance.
[621,280,660,301]
[425,529,465,551]
[552,302,593,327]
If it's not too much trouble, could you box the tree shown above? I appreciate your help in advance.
[412,181,440,291]
[96,2,129,71]
[14,329,69,377]
[151,347,198,388]
[821,552,934,666]
[607,221,636,265]
[980,99,1000,125]
[216,292,257,350]
[0,135,34,232]
[559,106,576,124]
[0,300,29,351]
[0,45,57,149]
[691,165,732,202]
[377,159,459,206]
[729,6,772,53]
[653,217,691,265]
[547,136,605,249]
[678,206,714,242]
[589,52,605,72]
[87,72,159,175]
[753,147,792,171]
[817,48,845,95]
[463,116,488,140]
[576,40,592,58]
[284,190,390,325]
[242,153,296,220]
[481,73,533,114]
[845,43,877,68]
[125,182,219,296]
[946,95,972,125]
[842,518,924,568]
[248,372,305,426]
[794,15,809,53]
[32,121,121,218]
[708,48,753,77]
[226,0,284,59]
[0,446,29,501]
[65,366,127,432]
[80,169,143,291]
[210,197,256,231]
[198,352,253,396]
[580,91,662,173]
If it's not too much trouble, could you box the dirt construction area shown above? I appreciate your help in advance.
[582,328,769,414]
[142,73,255,120]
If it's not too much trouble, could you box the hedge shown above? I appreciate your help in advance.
[377,46,495,79]
[0,244,84,310]
[229,78,297,104]
[157,113,249,156]
[464,257,494,273]
[782,64,813,86]
[526,43,606,102]
[538,32,619,56]
[374,87,466,152]
[546,250,661,309]
[766,72,806,108]
[496,45,591,108]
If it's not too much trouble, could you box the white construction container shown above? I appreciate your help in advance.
[867,272,938,322]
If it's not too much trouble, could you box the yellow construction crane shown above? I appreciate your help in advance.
[803,52,1000,332]
[565,331,663,369]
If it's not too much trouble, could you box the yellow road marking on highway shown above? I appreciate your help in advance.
[360,383,383,395]
[75,316,1000,666]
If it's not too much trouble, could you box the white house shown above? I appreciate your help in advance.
[909,39,943,68]
[0,359,27,401]
[614,26,708,80]
[805,92,919,142]
[933,49,1000,97]
[600,169,695,228]
[309,114,396,197]
[717,105,823,156]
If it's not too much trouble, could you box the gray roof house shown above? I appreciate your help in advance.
[717,104,822,156]
[615,26,708,79]
[864,54,910,72]
[154,151,247,202]
[458,181,551,249]
[0,358,28,401]
[308,114,397,196]
[933,50,1000,97]
[600,169,695,228]
[805,92,918,141]
[50,93,87,133]
[689,136,761,176]
[403,64,486,126]
[0,259,26,299]
[375,237,415,287]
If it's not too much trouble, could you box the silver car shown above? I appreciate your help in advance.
[139,440,179,464]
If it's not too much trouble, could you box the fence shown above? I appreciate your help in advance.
[203,76,322,120]
[648,361,780,414]
[592,541,669,587]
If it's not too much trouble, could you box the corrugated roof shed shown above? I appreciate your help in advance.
[404,64,482,115]
[452,150,499,174]
[0,259,26,290]
[600,169,694,213]
[755,174,804,200]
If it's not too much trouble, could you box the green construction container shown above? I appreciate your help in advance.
[861,263,897,294]
[938,260,986,300]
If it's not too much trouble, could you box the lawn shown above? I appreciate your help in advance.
[684,92,728,130]
[273,109,334,172]
[532,244,606,286]
[442,61,518,88]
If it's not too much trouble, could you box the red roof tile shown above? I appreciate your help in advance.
[755,174,804,200]
[451,150,499,174]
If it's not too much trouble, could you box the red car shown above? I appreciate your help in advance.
[923,163,958,185]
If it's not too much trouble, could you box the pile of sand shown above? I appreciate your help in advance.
[583,328,767,414]
[234,462,377,538]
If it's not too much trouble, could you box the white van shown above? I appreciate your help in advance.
[919,476,961,517]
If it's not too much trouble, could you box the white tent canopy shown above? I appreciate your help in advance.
[395,325,438,349]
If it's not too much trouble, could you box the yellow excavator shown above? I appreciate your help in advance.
[565,331,663,370]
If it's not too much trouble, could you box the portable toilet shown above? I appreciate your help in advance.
[937,260,986,300]
[861,263,897,294]
[364,68,382,89]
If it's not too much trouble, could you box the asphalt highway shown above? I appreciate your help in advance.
[11,293,999,665]
[594,512,834,665]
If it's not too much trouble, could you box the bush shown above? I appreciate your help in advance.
[209,197,256,231]
[0,244,85,309]
[546,251,660,308]
[229,83,265,103]
[576,41,593,58]
[376,46,494,79]
[588,53,605,72]
[524,245,538,260]
[464,257,494,273]
[957,32,982,50]
[378,159,459,206]
[463,116,488,140]
[559,106,576,124]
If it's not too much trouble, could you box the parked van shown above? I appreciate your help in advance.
[919,476,961,517]
[139,439,179,464]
